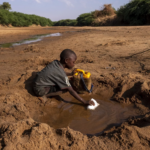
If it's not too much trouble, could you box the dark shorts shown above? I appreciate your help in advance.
[33,85,60,97]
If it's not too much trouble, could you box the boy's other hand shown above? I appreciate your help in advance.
[71,68,77,75]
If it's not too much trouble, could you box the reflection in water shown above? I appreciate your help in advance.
[35,94,138,135]
[0,33,61,48]
[13,33,61,46]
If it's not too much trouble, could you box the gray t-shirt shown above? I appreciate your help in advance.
[34,60,71,89]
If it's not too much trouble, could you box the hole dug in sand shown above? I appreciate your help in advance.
[34,93,138,136]
[32,73,150,136]
[1,72,150,149]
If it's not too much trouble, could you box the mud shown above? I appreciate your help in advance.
[0,26,150,150]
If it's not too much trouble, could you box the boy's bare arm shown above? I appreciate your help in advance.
[65,72,73,76]
[65,68,77,76]
[67,87,94,105]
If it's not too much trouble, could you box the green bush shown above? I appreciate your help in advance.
[0,9,53,27]
[77,13,94,26]
[68,20,77,26]
[53,19,77,26]
[54,12,94,26]
[117,0,150,25]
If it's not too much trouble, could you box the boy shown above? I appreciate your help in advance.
[33,49,94,106]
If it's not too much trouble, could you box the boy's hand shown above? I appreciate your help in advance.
[67,87,95,106]
[84,100,95,106]
[71,68,77,75]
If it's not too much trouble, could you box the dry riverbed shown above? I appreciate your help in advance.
[0,26,150,150]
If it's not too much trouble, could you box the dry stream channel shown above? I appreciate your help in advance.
[2,30,138,136]
[1,26,150,149]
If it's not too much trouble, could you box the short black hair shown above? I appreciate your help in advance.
[60,49,76,61]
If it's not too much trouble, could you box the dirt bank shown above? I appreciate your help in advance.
[0,26,150,150]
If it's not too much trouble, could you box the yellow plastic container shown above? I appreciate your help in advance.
[74,69,91,79]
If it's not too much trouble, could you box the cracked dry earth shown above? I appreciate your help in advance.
[0,26,150,150]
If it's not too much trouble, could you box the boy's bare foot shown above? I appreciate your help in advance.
[38,95,48,104]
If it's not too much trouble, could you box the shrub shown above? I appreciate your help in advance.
[93,4,116,18]
[117,0,150,25]
[0,9,10,25]
[53,19,77,26]
[68,20,77,26]
[0,9,53,27]
[77,13,94,26]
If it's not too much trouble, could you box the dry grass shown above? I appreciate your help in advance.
[93,4,116,18]
[92,15,122,26]
[92,4,121,26]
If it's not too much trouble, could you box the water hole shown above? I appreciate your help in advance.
[34,93,138,135]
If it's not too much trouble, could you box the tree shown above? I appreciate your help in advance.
[0,2,11,11]
[117,0,150,25]
[77,13,94,26]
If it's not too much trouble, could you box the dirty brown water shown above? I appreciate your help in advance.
[34,93,138,135]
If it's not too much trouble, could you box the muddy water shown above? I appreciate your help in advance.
[0,33,61,48]
[35,94,138,135]
[13,33,61,46]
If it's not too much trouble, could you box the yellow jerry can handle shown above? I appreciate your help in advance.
[74,69,91,79]
[75,69,85,74]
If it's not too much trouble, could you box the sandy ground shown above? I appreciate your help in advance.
[0,26,150,150]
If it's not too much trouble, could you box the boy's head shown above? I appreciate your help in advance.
[60,49,77,69]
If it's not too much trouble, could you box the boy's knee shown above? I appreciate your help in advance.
[62,89,68,93]
[33,86,46,97]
